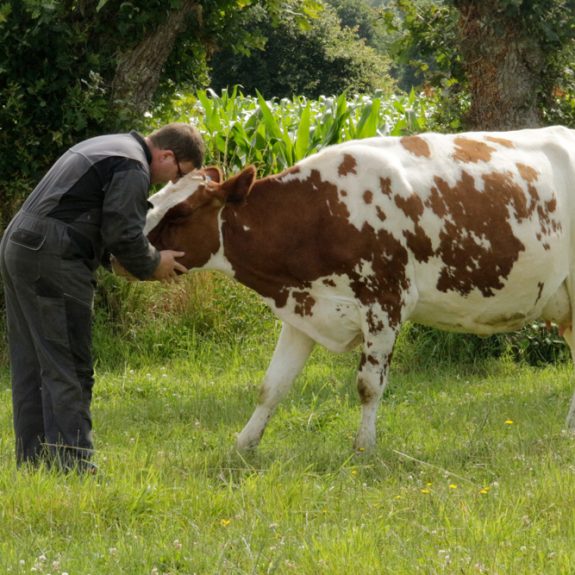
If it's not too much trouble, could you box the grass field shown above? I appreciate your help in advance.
[1,312,575,574]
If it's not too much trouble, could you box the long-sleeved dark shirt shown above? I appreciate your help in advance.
[17,131,160,279]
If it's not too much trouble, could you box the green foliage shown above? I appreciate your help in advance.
[385,0,462,91]
[505,323,571,367]
[327,0,389,51]
[209,3,394,99]
[542,44,575,127]
[395,322,570,371]
[395,323,506,371]
[383,0,469,130]
[151,87,435,176]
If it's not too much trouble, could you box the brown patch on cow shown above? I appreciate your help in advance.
[517,162,539,183]
[366,308,385,332]
[363,190,373,204]
[428,170,526,296]
[292,290,316,316]
[482,172,531,219]
[427,168,561,296]
[486,136,515,148]
[535,281,544,304]
[537,199,562,251]
[401,136,431,158]
[357,376,373,404]
[404,227,434,263]
[376,206,386,221]
[323,278,336,287]
[395,192,433,263]
[338,154,357,176]
[547,198,557,212]
[453,137,496,163]
[222,167,410,330]
[363,354,379,367]
[395,194,424,224]
[380,177,392,196]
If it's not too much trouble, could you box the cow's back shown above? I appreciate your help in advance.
[283,126,575,335]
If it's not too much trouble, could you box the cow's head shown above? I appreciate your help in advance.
[146,165,256,270]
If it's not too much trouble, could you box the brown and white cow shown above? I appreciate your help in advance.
[145,126,575,451]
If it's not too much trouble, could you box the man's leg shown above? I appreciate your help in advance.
[1,227,96,470]
[0,234,46,465]
[33,258,96,471]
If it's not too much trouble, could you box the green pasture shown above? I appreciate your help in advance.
[1,273,575,574]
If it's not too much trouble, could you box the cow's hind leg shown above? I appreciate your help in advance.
[559,276,575,430]
[562,327,575,429]
[354,326,398,452]
[236,322,315,451]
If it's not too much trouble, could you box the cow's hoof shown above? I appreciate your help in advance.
[353,435,375,454]
[235,433,261,453]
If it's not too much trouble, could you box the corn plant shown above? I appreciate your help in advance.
[149,86,436,177]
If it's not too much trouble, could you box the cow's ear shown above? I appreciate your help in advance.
[203,166,222,183]
[222,166,256,203]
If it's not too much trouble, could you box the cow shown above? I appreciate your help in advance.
[144,126,575,452]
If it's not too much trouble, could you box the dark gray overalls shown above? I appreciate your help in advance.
[0,132,160,469]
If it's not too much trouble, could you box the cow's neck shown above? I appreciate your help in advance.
[219,176,312,308]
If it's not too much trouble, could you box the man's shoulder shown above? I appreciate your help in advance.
[71,133,148,165]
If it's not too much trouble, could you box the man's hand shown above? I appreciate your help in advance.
[151,250,187,281]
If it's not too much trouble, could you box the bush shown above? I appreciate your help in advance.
[394,321,570,371]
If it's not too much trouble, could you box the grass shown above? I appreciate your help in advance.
[1,327,575,574]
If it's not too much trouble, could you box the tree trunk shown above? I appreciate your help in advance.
[111,1,200,118]
[456,1,544,130]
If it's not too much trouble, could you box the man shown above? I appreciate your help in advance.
[0,122,205,472]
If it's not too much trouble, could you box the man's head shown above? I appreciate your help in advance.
[146,122,205,185]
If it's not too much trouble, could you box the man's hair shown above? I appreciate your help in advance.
[148,122,205,168]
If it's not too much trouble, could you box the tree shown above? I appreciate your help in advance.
[453,0,575,130]
[387,0,575,130]
[326,0,389,51]
[209,3,394,99]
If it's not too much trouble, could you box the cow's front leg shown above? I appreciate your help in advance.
[354,327,398,452]
[236,322,315,451]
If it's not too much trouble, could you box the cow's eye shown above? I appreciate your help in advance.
[146,201,154,211]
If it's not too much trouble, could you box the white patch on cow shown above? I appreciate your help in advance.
[278,286,362,353]
[201,211,235,275]
[144,173,207,235]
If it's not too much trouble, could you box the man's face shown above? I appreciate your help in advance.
[150,149,196,185]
